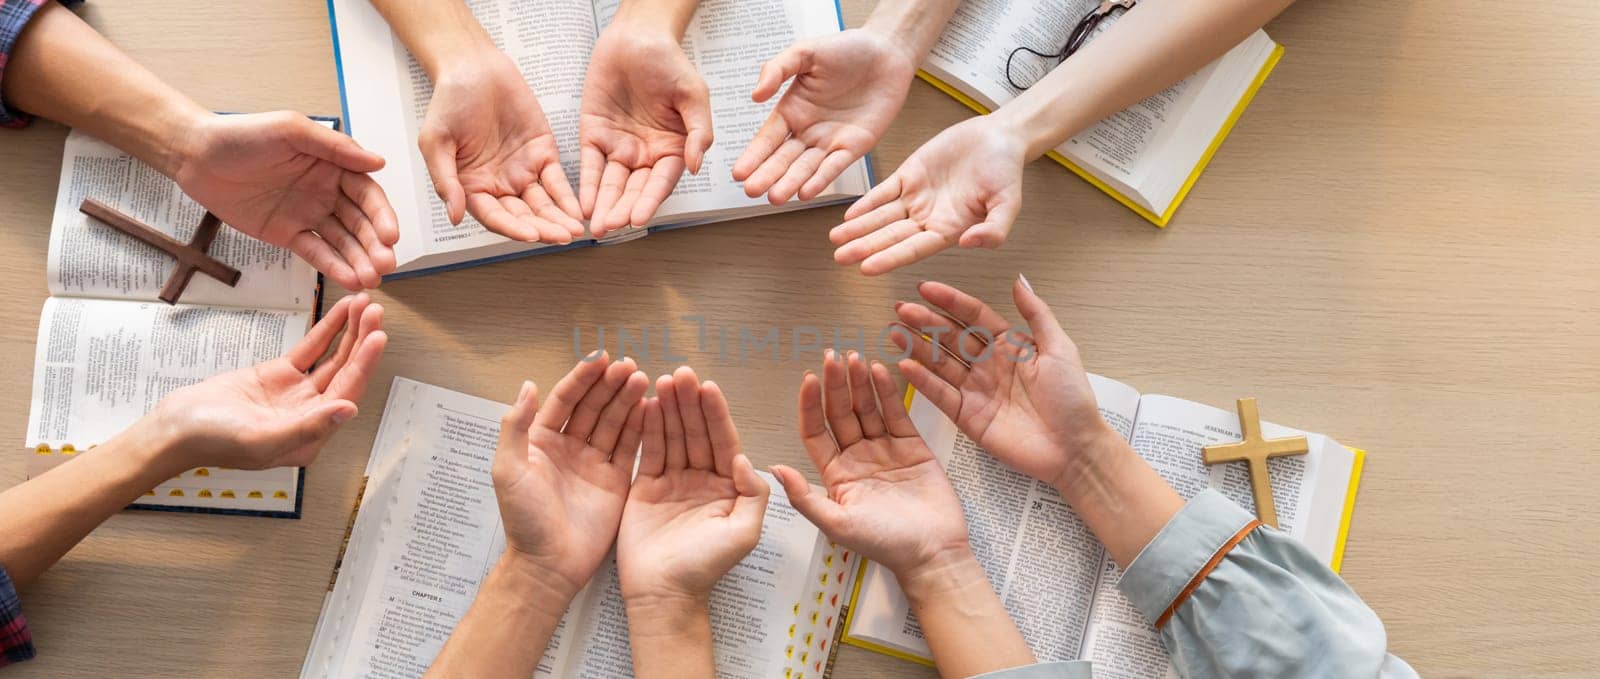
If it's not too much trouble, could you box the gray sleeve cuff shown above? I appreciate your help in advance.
[1115,489,1257,623]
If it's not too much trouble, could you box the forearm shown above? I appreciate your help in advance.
[899,549,1035,678]
[368,0,499,80]
[612,0,702,40]
[625,595,715,679]
[425,554,577,679]
[2,1,207,176]
[0,416,187,589]
[861,0,962,65]
[993,0,1296,159]
[1054,431,1184,568]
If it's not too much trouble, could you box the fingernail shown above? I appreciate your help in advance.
[333,409,353,424]
[893,301,906,311]
[518,380,533,403]
[1018,273,1034,293]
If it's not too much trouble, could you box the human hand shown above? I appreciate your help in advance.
[732,29,916,204]
[617,367,769,605]
[150,293,387,470]
[831,116,1026,275]
[172,112,400,290]
[578,22,713,236]
[891,277,1122,494]
[419,49,584,243]
[492,355,648,594]
[770,350,970,579]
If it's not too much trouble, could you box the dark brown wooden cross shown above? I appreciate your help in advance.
[79,198,241,305]
[1201,397,1309,529]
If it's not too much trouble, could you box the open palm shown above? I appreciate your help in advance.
[733,29,916,204]
[771,351,968,576]
[892,279,1114,489]
[831,117,1027,276]
[618,367,768,601]
[153,293,387,470]
[579,30,713,235]
[493,355,647,592]
[174,112,400,290]
[419,52,583,243]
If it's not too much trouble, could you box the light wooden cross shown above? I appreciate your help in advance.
[1201,397,1308,528]
[79,198,240,305]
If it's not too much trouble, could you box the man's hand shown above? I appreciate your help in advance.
[492,355,648,595]
[771,350,970,579]
[831,116,1027,276]
[578,19,713,236]
[151,293,387,470]
[733,29,916,204]
[172,113,401,290]
[419,49,584,243]
[618,367,769,605]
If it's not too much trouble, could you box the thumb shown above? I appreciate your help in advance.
[418,128,466,224]
[281,399,357,461]
[678,82,715,174]
[752,43,807,103]
[1012,274,1072,355]
[495,381,539,478]
[771,464,848,535]
[730,454,771,534]
[283,114,386,173]
[958,194,1021,249]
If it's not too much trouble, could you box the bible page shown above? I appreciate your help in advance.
[845,375,1139,661]
[1078,394,1343,678]
[48,130,316,310]
[591,0,869,227]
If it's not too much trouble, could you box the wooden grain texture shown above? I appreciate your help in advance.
[0,1,1596,676]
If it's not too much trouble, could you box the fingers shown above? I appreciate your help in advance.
[795,370,840,471]
[279,399,358,465]
[860,229,953,276]
[340,171,400,248]
[311,294,373,390]
[564,357,640,441]
[798,149,858,201]
[917,280,1013,341]
[316,217,380,289]
[845,352,885,439]
[467,192,541,242]
[289,231,359,291]
[834,218,921,266]
[494,380,539,478]
[285,114,385,173]
[1012,274,1074,356]
[771,464,848,534]
[520,185,580,244]
[896,357,963,423]
[418,127,466,224]
[895,301,988,363]
[606,168,649,233]
[324,315,387,402]
[677,81,715,174]
[871,362,919,438]
[286,295,352,371]
[538,161,585,227]
[767,147,826,205]
[830,200,908,247]
[957,191,1020,249]
[889,321,970,387]
[751,43,806,103]
[843,173,902,221]
[657,374,689,470]
[701,380,741,477]
[629,156,685,228]
[533,353,612,431]
[587,369,649,454]
[729,453,770,536]
[334,196,395,281]
[671,366,714,471]
[821,349,864,449]
[589,160,630,237]
[578,144,606,220]
[609,399,647,469]
[733,111,790,182]
[637,397,666,477]
[743,138,806,199]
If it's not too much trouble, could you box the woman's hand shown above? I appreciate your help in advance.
[732,29,916,204]
[492,355,649,595]
[173,113,400,290]
[150,293,387,470]
[831,116,1027,275]
[771,350,970,580]
[418,49,584,243]
[617,367,769,605]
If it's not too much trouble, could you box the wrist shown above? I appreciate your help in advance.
[862,0,960,65]
[611,1,697,41]
[894,544,987,606]
[1050,426,1139,501]
[118,410,195,480]
[990,86,1092,160]
[491,551,584,617]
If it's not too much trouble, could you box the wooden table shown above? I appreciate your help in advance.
[1,0,1596,676]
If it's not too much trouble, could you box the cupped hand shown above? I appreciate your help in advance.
[617,367,769,603]
[173,112,400,290]
[492,354,648,593]
[151,293,387,470]
[733,29,915,204]
[419,49,584,243]
[831,116,1026,276]
[578,26,713,236]
[891,278,1118,492]
[770,350,969,578]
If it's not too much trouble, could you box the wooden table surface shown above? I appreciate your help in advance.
[2,0,1596,676]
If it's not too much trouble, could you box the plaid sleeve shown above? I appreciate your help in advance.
[0,564,34,667]
[0,0,72,129]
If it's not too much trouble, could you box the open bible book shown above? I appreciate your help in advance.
[302,377,853,679]
[327,0,872,278]
[841,377,1363,678]
[24,128,323,518]
[918,0,1282,226]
